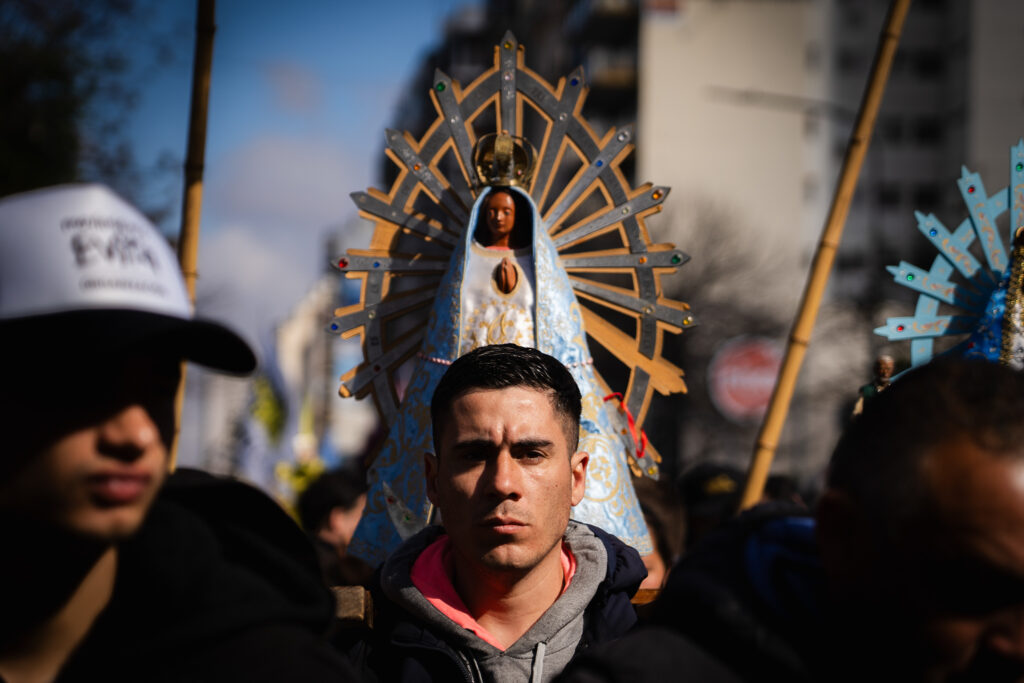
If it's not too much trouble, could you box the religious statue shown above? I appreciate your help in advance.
[330,34,695,566]
[852,354,894,416]
[876,138,1024,370]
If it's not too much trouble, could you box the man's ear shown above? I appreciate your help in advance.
[570,450,589,506]
[424,451,440,506]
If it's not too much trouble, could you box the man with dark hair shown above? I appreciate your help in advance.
[352,344,646,681]
[0,185,356,682]
[561,358,1024,682]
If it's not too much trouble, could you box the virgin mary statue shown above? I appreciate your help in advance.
[347,133,652,566]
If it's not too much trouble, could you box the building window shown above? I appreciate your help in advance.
[911,117,944,145]
[913,50,946,79]
[912,184,943,209]
[836,48,865,74]
[877,185,901,209]
[805,42,821,71]
[879,117,903,144]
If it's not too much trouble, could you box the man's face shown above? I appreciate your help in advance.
[890,437,1024,681]
[483,191,516,247]
[0,351,178,542]
[425,386,587,576]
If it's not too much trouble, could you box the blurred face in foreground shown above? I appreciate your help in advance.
[890,437,1024,682]
[426,386,587,577]
[0,351,179,542]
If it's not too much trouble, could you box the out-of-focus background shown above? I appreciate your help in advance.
[5,0,1022,502]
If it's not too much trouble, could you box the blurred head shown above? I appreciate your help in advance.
[633,477,686,590]
[426,344,587,577]
[677,461,742,550]
[0,345,180,542]
[874,354,895,382]
[0,184,255,543]
[818,359,1024,681]
[297,466,368,549]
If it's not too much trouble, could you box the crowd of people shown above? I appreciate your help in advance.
[4,183,1024,682]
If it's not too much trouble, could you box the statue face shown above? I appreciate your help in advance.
[483,191,516,247]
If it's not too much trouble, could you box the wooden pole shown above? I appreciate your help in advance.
[170,0,216,470]
[739,0,913,510]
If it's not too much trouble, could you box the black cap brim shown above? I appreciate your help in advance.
[1,309,257,375]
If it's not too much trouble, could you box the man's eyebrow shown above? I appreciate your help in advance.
[449,437,555,451]
[512,438,554,450]
[451,438,499,452]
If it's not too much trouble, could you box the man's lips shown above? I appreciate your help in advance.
[481,516,528,534]
[86,472,153,505]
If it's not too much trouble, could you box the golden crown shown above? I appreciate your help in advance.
[473,132,537,188]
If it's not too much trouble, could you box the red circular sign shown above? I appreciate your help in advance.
[708,337,782,423]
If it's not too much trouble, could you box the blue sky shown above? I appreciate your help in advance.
[120,0,477,343]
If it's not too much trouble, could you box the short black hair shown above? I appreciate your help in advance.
[828,358,1024,537]
[430,344,582,455]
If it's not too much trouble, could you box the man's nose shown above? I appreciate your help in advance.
[487,452,522,499]
[97,404,160,461]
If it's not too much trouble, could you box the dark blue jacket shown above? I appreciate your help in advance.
[558,503,825,683]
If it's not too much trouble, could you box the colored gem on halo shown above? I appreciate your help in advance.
[1018,162,1023,172]
[330,323,338,331]
[670,253,682,264]
[504,41,512,49]
[929,228,938,236]
[967,185,975,194]
[373,261,380,268]
[338,258,348,268]
[596,159,604,167]
[906,273,915,281]
[638,256,647,264]
[897,325,905,331]
[652,190,663,200]
[435,82,445,92]
[570,77,579,86]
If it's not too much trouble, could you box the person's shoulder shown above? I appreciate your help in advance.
[104,469,356,681]
[574,522,647,594]
[185,620,362,682]
[555,626,744,683]
[643,504,821,682]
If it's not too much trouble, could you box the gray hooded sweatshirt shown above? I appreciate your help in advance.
[378,521,610,683]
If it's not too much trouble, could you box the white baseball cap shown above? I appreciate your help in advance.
[0,184,256,374]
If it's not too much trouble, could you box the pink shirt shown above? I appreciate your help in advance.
[409,535,576,651]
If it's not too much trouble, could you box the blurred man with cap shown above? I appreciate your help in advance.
[0,185,356,682]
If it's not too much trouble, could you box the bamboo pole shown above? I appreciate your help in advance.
[170,0,216,470]
[739,0,913,510]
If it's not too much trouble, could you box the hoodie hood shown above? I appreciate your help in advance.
[378,521,632,682]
